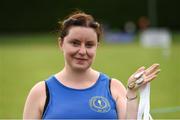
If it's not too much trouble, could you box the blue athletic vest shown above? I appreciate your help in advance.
[42,73,118,119]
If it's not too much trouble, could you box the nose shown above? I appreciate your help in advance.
[78,45,86,56]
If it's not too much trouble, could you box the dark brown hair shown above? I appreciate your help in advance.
[58,11,102,42]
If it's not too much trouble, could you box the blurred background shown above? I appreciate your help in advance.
[0,0,180,118]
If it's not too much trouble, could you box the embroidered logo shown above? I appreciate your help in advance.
[89,96,111,113]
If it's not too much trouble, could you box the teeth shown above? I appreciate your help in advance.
[134,71,144,79]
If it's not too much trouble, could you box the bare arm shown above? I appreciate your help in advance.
[23,81,46,119]
[125,90,138,119]
[111,64,160,119]
[126,64,160,119]
[110,79,127,119]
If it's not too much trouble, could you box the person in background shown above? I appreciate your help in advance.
[23,11,160,119]
[138,16,150,31]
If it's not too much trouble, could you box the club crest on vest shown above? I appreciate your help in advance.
[89,96,111,113]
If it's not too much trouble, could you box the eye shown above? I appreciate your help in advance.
[86,42,95,48]
[70,40,80,47]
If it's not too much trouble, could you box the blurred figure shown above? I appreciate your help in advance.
[104,21,136,43]
[140,28,171,58]
[138,16,150,31]
[124,21,136,34]
[138,15,171,58]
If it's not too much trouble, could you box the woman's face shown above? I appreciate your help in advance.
[60,26,98,71]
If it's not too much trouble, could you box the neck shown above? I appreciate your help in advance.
[55,66,100,89]
[58,67,97,82]
[65,67,91,77]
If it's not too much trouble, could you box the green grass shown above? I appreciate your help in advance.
[0,33,180,118]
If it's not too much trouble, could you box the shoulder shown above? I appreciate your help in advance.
[23,81,46,118]
[28,81,46,97]
[27,81,46,107]
[110,78,127,101]
[26,81,46,106]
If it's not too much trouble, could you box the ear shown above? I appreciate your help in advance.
[58,37,63,50]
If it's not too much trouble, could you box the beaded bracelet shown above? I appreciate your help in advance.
[126,94,137,101]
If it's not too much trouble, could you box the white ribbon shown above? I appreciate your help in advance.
[137,83,153,120]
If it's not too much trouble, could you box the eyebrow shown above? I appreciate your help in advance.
[69,38,95,42]
[69,38,80,41]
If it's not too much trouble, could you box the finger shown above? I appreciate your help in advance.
[146,69,160,79]
[134,66,145,76]
[151,69,161,76]
[145,64,160,76]
[130,66,145,79]
[144,74,157,83]
[136,66,145,72]
[139,70,159,86]
[147,69,160,81]
[146,64,159,73]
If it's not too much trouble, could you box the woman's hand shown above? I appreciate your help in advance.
[127,64,160,97]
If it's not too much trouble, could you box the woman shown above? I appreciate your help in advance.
[23,11,160,119]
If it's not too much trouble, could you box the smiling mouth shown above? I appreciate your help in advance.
[75,58,88,60]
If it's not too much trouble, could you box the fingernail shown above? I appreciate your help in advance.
[154,63,160,66]
[142,66,145,69]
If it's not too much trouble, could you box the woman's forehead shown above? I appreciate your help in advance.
[66,26,97,41]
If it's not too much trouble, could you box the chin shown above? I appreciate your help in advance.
[72,64,91,72]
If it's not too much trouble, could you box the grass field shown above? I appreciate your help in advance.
[0,33,180,118]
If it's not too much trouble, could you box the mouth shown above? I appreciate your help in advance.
[74,57,88,64]
[74,57,88,60]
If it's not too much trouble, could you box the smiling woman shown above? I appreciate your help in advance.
[23,10,160,119]
[60,27,98,72]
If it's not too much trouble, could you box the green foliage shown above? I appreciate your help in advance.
[0,34,180,118]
